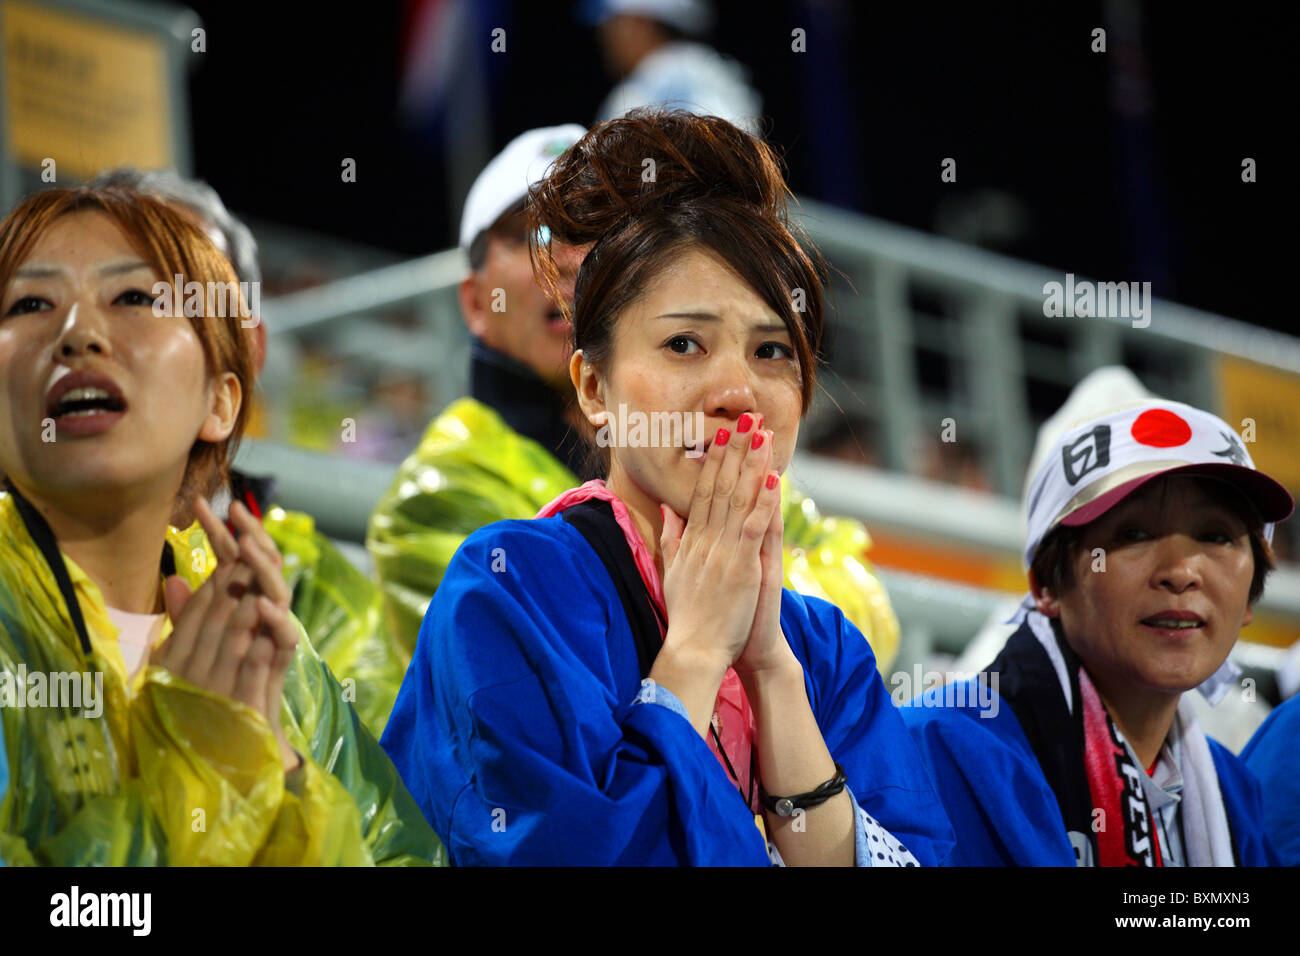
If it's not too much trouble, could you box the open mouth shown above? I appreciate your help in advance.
[44,371,128,435]
[48,387,127,419]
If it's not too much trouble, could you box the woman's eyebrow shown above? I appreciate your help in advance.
[654,311,788,333]
[13,260,151,279]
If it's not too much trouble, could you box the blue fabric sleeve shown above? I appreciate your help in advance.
[780,592,955,867]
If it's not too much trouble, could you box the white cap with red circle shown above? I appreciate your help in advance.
[1022,399,1293,569]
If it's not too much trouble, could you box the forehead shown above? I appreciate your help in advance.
[20,210,139,266]
[634,246,778,321]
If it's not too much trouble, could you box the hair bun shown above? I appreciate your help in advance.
[529,108,790,247]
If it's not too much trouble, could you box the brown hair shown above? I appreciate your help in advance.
[1031,475,1276,606]
[0,186,256,519]
[527,108,828,413]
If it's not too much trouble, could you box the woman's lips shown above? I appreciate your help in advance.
[50,408,126,437]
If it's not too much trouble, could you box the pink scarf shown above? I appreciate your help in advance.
[537,479,758,808]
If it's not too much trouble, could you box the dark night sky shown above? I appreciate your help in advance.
[182,0,1286,332]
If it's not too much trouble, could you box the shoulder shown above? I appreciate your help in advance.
[1242,695,1300,764]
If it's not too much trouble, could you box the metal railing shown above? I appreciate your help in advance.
[261,195,1300,498]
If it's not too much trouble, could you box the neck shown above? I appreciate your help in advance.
[605,464,665,582]
[1087,668,1180,769]
[14,481,174,615]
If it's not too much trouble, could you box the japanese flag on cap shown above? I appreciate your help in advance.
[459,124,587,253]
[1023,397,1293,569]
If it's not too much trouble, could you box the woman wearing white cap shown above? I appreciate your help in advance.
[901,382,1291,866]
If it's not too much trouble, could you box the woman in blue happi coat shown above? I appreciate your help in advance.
[382,109,954,866]
[902,370,1291,866]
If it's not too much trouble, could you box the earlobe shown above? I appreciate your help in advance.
[570,350,607,425]
[198,372,242,443]
[458,275,488,338]
[1241,604,1254,629]
[1028,569,1062,618]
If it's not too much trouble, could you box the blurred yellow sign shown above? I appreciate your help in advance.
[2,0,172,180]
[1217,356,1300,492]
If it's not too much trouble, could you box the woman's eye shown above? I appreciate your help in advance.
[114,288,156,308]
[666,335,700,355]
[1200,531,1232,544]
[3,295,49,317]
[1119,527,1149,542]
[756,342,794,360]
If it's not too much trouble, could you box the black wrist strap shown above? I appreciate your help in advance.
[759,762,847,817]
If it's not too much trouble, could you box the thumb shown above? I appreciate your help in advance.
[660,503,685,568]
[163,574,193,625]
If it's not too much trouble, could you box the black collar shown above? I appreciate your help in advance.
[470,339,596,480]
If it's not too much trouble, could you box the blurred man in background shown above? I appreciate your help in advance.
[88,168,406,737]
[367,125,592,661]
[585,0,762,133]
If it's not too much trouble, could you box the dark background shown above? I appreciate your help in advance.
[183,0,1286,331]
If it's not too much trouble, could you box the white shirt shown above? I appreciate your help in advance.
[596,41,762,134]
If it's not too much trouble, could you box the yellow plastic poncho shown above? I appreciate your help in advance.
[368,397,901,672]
[0,491,446,866]
[263,507,406,739]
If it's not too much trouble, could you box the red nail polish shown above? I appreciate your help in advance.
[737,413,753,433]
[715,427,730,447]
[751,431,764,450]
[765,472,779,490]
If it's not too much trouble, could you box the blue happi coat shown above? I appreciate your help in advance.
[382,516,955,865]
[900,620,1277,866]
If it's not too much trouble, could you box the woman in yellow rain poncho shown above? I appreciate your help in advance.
[0,186,444,866]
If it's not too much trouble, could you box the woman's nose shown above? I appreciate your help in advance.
[705,355,757,421]
[1150,535,1202,593]
[54,304,112,359]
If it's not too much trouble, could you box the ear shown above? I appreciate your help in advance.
[458,273,489,339]
[570,350,607,426]
[1028,568,1062,619]
[198,371,242,443]
[1240,603,1254,629]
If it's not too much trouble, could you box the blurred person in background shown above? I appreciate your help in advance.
[0,186,442,864]
[367,125,593,663]
[87,167,405,738]
[902,382,1291,866]
[584,0,762,133]
[367,123,902,673]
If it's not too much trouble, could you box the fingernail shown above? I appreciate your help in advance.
[737,413,753,433]
[715,427,730,447]
[766,472,779,490]
[751,431,764,450]
[659,504,667,522]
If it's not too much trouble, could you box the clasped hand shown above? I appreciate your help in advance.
[152,497,301,773]
[659,413,794,680]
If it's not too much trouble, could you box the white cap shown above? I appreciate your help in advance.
[1021,394,1292,569]
[578,0,714,35]
[459,124,587,253]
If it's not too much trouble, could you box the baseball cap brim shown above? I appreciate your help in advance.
[1059,461,1294,529]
